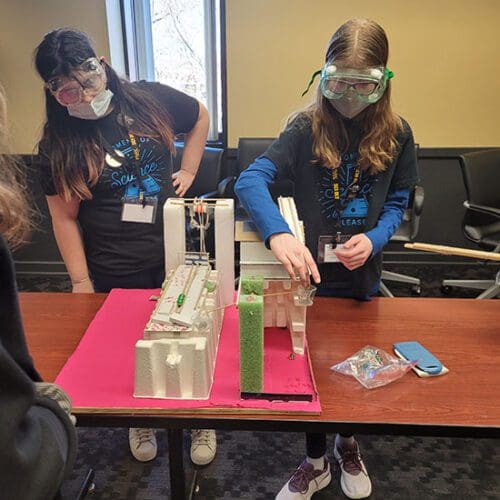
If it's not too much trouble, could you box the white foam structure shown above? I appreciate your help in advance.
[238,197,311,355]
[163,198,234,307]
[134,264,223,399]
[134,198,234,400]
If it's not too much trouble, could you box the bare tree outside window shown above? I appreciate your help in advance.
[116,0,221,139]
[150,0,208,110]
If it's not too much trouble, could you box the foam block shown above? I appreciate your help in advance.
[240,275,264,296]
[238,294,264,393]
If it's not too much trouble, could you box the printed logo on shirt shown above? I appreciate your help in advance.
[317,151,374,229]
[99,136,168,197]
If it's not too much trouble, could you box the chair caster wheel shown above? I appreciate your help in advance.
[441,285,452,295]
[411,285,421,296]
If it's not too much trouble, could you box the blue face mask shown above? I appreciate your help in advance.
[67,88,114,120]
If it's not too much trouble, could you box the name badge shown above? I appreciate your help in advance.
[317,234,349,264]
[121,196,158,224]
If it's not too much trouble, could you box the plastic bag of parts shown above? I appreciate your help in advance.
[330,345,416,389]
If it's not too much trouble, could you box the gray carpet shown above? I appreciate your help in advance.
[16,263,500,499]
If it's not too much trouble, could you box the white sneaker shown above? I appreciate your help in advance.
[129,427,157,462]
[334,441,372,499]
[190,429,216,465]
[276,458,331,499]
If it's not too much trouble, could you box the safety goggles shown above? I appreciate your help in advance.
[46,57,106,106]
[320,65,393,104]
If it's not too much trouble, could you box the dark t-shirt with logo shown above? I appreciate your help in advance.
[263,115,418,296]
[39,81,199,276]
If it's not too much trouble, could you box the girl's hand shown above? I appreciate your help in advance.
[334,233,373,271]
[269,233,321,285]
[172,169,195,197]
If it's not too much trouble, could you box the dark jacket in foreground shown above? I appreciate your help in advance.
[0,235,77,500]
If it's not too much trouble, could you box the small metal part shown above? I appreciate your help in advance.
[289,352,295,360]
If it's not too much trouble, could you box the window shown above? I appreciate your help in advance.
[117,0,224,142]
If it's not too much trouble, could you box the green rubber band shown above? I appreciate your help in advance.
[301,69,322,97]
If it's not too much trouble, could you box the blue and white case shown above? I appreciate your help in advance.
[393,341,443,375]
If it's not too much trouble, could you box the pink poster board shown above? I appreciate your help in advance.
[56,289,320,414]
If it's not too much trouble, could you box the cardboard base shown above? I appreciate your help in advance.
[55,289,320,414]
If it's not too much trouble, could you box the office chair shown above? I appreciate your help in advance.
[237,137,275,173]
[378,144,423,297]
[379,184,424,297]
[173,143,225,198]
[237,138,294,204]
[441,150,500,299]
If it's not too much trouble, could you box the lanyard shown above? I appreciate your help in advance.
[331,164,361,206]
[127,132,145,203]
[331,164,361,228]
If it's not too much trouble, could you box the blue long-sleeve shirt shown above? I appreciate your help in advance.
[235,156,410,255]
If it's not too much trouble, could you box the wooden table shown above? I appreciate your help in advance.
[21,293,500,499]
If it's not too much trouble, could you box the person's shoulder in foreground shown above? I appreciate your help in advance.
[0,80,77,500]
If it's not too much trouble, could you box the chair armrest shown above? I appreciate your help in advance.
[413,185,424,215]
[217,176,237,196]
[199,176,237,200]
[465,202,500,219]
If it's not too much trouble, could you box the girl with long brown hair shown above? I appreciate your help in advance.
[34,28,215,465]
[235,18,418,499]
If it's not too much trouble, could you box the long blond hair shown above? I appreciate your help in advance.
[297,18,403,174]
[0,84,31,248]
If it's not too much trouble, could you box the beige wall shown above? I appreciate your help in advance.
[0,0,109,153]
[226,0,500,148]
[2,1,499,151]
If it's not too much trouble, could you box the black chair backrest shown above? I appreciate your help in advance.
[391,144,422,242]
[173,143,223,198]
[458,150,500,248]
[237,138,275,173]
[459,149,500,210]
[237,137,295,198]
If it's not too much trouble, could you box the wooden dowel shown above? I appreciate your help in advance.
[405,242,500,262]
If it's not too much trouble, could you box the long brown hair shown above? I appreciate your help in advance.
[0,84,31,248]
[34,29,176,201]
[297,18,403,174]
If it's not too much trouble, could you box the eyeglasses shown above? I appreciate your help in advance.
[46,58,105,106]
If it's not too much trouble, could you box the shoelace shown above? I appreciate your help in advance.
[133,428,155,447]
[338,447,364,475]
[289,463,317,494]
[192,430,213,447]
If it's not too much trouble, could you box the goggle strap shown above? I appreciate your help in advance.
[301,69,322,97]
